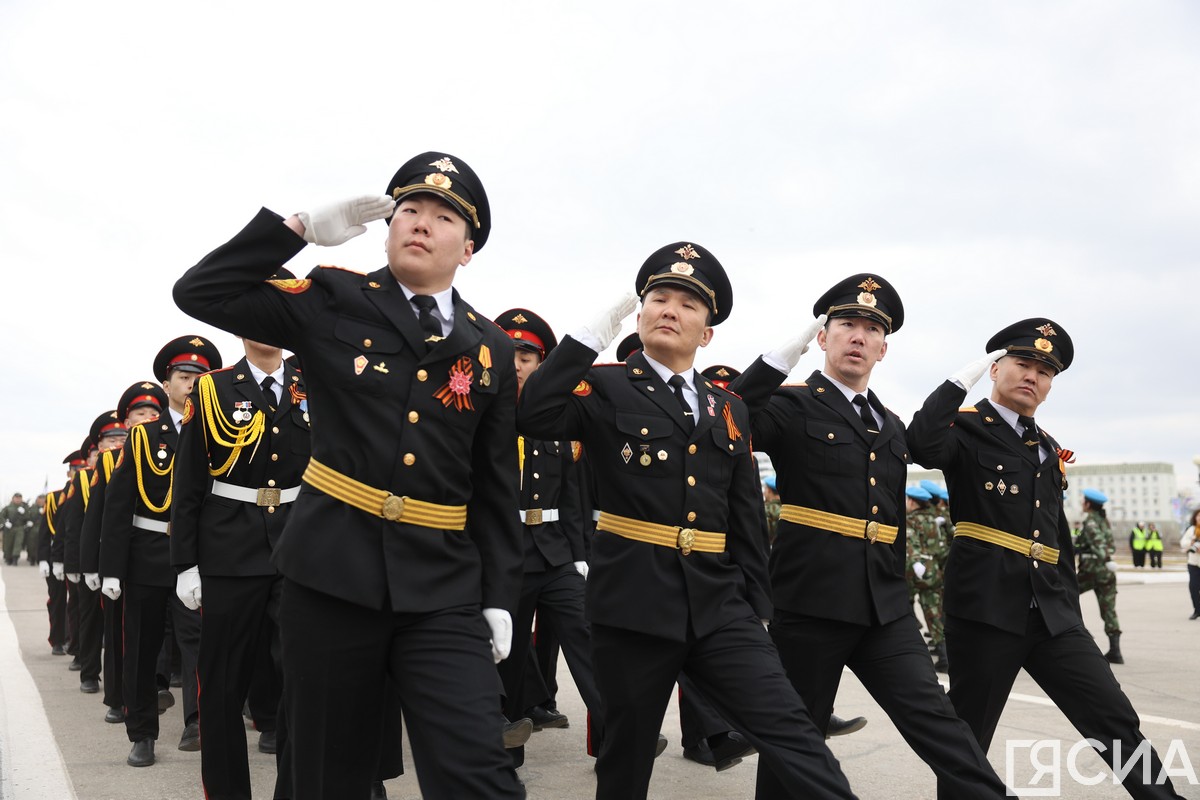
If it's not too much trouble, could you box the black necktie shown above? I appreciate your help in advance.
[260,376,277,413]
[668,374,695,430]
[852,395,877,435]
[411,295,443,344]
[1018,415,1040,453]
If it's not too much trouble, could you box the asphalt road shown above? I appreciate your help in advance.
[2,561,1197,799]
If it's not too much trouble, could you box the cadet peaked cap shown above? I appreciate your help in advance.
[63,450,86,467]
[986,317,1073,373]
[701,364,741,389]
[118,381,168,422]
[635,242,732,325]
[814,273,904,334]
[495,308,557,360]
[154,335,223,382]
[385,151,491,251]
[89,410,126,445]
[919,479,948,501]
[1083,488,1108,504]
[906,486,933,501]
[615,333,642,362]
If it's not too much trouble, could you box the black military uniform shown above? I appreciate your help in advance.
[907,319,1183,799]
[170,352,309,799]
[174,152,524,800]
[51,445,90,659]
[39,455,79,656]
[732,276,1004,798]
[101,337,219,765]
[518,243,854,800]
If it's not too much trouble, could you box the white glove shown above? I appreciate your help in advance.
[573,292,639,353]
[913,561,927,579]
[764,314,828,373]
[176,566,202,610]
[52,562,64,581]
[3,520,10,529]
[949,349,1007,392]
[1105,561,1118,573]
[761,619,770,630]
[482,607,513,664]
[66,572,80,583]
[573,560,589,580]
[101,577,121,601]
[38,560,50,578]
[84,573,100,591]
[296,194,395,247]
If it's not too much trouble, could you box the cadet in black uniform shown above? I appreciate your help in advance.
[51,447,89,660]
[39,452,81,656]
[517,244,855,800]
[907,319,1184,799]
[174,152,525,800]
[101,336,219,766]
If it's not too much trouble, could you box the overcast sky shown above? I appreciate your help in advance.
[2,1,1198,506]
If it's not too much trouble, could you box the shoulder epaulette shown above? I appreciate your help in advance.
[268,278,311,294]
[959,406,978,413]
[782,382,808,388]
[318,264,366,275]
[593,361,623,368]
[571,441,583,462]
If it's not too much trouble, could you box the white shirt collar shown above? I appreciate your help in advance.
[641,353,699,416]
[246,359,284,398]
[169,406,185,432]
[821,371,866,405]
[397,282,455,323]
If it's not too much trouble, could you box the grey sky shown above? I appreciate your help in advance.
[2,1,1198,503]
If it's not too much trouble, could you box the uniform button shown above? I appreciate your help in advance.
[869,477,876,486]
[871,505,879,515]
[363,338,372,348]
[996,464,1004,471]
[271,453,279,462]
[268,479,276,487]
[272,426,280,434]
[640,427,649,436]
[1033,561,1039,569]
[532,449,539,456]
[408,411,419,423]
[1036,472,1041,478]
[687,476,696,486]
[1035,500,1041,508]
[267,506,276,514]
[403,453,416,466]
[688,444,697,454]
[869,452,876,461]
[687,512,697,522]
[417,370,428,382]
[533,473,539,479]
[1033,530,1040,538]
[533,493,539,501]
[827,433,835,440]
[728,444,734,451]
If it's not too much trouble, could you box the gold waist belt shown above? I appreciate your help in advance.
[779,504,898,544]
[596,511,725,556]
[302,458,467,530]
[954,521,1059,565]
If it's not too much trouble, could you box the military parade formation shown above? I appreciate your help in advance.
[7,150,1188,799]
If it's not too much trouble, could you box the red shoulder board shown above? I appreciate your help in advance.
[571,441,583,462]
[182,397,195,424]
[268,278,312,294]
[572,380,592,397]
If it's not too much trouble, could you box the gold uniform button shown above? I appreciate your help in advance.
[640,427,649,436]
[728,444,734,451]
[1033,530,1040,538]
[270,453,279,462]
[403,453,416,466]
[871,505,879,515]
[869,477,876,486]
[1035,500,1041,508]
[687,476,696,486]
[533,493,539,501]
[417,370,428,382]
[827,433,835,440]
[363,338,372,348]
[869,452,876,461]
[996,464,1004,471]
[272,426,280,434]
[1036,472,1041,478]
[532,449,539,456]
[1033,561,1040,569]
[687,511,697,522]
[408,411,419,423]
[267,479,276,487]
[267,506,276,514]
[533,473,539,479]
[688,444,697,454]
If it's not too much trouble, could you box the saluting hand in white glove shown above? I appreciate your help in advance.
[949,349,1007,392]
[295,195,396,247]
[765,314,828,373]
[574,292,640,353]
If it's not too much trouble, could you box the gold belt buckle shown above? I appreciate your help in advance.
[381,495,406,521]
[525,508,543,526]
[1029,542,1045,560]
[256,488,281,507]
[678,528,696,556]
[865,521,880,542]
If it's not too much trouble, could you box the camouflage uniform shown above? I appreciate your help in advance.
[764,498,781,546]
[905,506,944,646]
[1,500,35,565]
[1076,510,1120,636]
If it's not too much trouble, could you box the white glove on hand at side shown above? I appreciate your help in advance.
[101,577,121,601]
[949,349,1007,392]
[52,562,64,581]
[66,573,80,584]
[573,292,639,353]
[84,573,100,592]
[39,560,50,578]
[1105,561,1119,573]
[176,566,202,610]
[482,607,513,664]
[573,561,589,580]
[764,314,828,373]
[296,195,396,247]
[913,562,927,579]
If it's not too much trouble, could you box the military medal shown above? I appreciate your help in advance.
[621,443,633,464]
[639,445,652,467]
[707,395,717,417]
[233,400,254,423]
[354,355,368,376]
[478,344,492,387]
[433,357,475,411]
[657,450,668,461]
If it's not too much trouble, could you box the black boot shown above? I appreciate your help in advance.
[1105,633,1124,664]
[932,642,949,673]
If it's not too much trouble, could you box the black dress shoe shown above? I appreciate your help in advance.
[80,678,100,693]
[502,718,533,748]
[369,781,388,800]
[50,644,65,656]
[524,704,569,730]
[169,672,183,688]
[178,721,201,751]
[683,731,755,771]
[258,729,277,754]
[127,738,155,767]
[826,714,868,738]
[1190,611,1200,620]
[105,706,126,723]
[67,658,82,672]
[158,689,175,714]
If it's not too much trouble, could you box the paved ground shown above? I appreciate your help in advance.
[2,561,1198,799]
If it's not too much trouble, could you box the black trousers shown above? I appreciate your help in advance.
[198,574,281,800]
[942,611,1182,799]
[677,672,732,748]
[45,575,67,648]
[77,582,104,684]
[1188,565,1200,615]
[592,617,854,800]
[277,579,523,800]
[1148,550,1163,568]
[102,593,123,709]
[757,611,1005,799]
[122,582,201,742]
[65,578,79,654]
[1132,549,1147,567]
[532,617,560,707]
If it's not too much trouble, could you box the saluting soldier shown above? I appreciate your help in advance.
[730,275,1006,799]
[517,244,855,800]
[174,151,525,800]
[907,318,1183,799]
[101,336,219,766]
[1075,488,1123,664]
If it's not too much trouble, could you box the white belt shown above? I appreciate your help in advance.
[132,515,169,534]
[211,480,301,508]
[520,508,559,525]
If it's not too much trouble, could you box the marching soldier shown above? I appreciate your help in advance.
[50,447,89,661]
[1076,488,1123,664]
[730,274,1005,799]
[904,486,946,672]
[517,243,855,799]
[1,493,31,565]
[175,151,525,799]
[907,318,1183,798]
[101,336,219,766]
[39,453,81,656]
[27,494,45,569]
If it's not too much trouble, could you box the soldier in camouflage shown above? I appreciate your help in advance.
[763,476,781,546]
[1075,488,1122,664]
[1,493,35,566]
[905,486,947,672]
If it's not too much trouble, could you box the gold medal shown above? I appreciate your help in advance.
[657,450,668,461]
[639,453,652,467]
[480,369,491,387]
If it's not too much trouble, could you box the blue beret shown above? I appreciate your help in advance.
[1082,488,1108,504]
[920,479,948,501]
[764,476,777,491]
[907,486,933,501]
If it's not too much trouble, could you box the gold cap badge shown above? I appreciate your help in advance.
[1036,323,1057,337]
[675,244,700,260]
[1034,338,1054,353]
[670,262,695,276]
[512,313,528,324]
[425,173,452,190]
[189,338,205,347]
[428,157,459,174]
